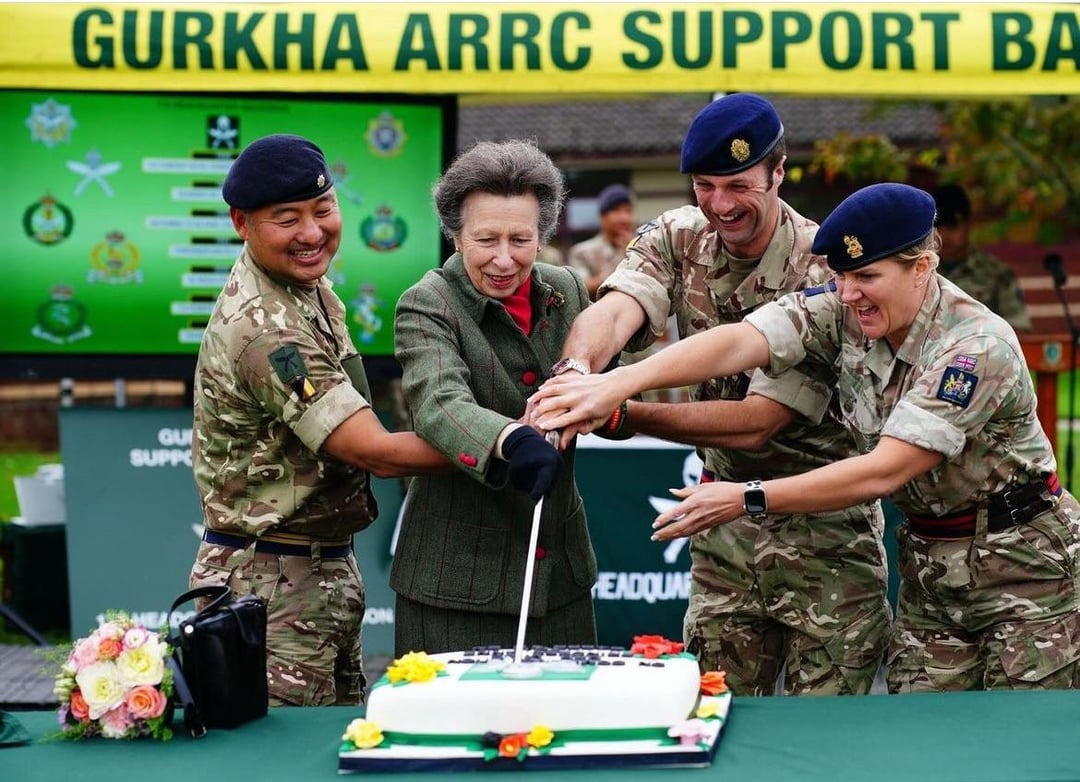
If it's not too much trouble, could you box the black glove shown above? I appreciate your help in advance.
[502,426,563,502]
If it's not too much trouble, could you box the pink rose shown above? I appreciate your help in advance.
[69,690,90,722]
[126,684,167,719]
[100,705,134,738]
[71,639,98,669]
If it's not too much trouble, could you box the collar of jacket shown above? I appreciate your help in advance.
[439,253,559,327]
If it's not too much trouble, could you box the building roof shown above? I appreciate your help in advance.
[457,94,944,161]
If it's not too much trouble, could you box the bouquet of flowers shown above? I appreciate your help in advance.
[52,612,175,740]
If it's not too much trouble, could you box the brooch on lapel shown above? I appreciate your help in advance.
[546,291,565,309]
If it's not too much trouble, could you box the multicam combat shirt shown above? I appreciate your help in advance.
[192,246,377,539]
[746,275,1056,517]
[599,201,852,480]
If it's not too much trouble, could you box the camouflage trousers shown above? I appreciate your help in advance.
[888,498,1080,692]
[189,539,367,707]
[684,503,890,696]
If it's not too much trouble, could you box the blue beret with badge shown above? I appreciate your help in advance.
[680,93,784,175]
[811,183,936,273]
[222,133,334,210]
[597,183,633,214]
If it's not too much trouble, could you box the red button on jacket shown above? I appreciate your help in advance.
[458,452,478,467]
[534,546,547,560]
[522,370,537,386]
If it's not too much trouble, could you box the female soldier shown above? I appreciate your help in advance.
[535,183,1080,692]
[392,139,597,656]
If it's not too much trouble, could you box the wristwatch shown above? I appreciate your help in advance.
[550,357,591,377]
[743,480,768,520]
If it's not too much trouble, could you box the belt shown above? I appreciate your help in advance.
[906,474,1062,540]
[202,530,353,559]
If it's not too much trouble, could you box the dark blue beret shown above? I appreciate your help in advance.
[812,183,936,272]
[680,93,784,175]
[222,134,334,210]
[597,183,633,214]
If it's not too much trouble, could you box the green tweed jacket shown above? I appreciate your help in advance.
[392,255,598,618]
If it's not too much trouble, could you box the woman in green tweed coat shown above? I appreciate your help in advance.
[391,139,598,656]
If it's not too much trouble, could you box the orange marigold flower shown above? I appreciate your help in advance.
[631,634,684,658]
[498,733,526,759]
[700,670,728,695]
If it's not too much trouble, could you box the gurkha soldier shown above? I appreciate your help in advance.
[933,183,1031,331]
[189,134,446,706]
[546,94,890,696]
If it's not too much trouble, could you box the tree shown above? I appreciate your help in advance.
[810,97,1080,244]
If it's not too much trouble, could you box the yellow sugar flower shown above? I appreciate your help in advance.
[342,718,384,749]
[386,651,446,684]
[696,701,719,719]
[526,725,554,748]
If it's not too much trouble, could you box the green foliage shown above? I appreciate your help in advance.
[809,132,910,185]
[808,97,1080,244]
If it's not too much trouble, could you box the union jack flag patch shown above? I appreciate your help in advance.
[951,354,977,372]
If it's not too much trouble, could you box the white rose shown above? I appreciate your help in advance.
[75,661,126,720]
[116,640,165,688]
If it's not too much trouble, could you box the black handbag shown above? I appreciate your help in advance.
[167,585,269,737]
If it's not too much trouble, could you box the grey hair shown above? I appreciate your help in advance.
[433,139,566,243]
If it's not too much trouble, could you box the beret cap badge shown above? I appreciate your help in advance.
[843,235,864,259]
[317,174,326,188]
[730,139,751,163]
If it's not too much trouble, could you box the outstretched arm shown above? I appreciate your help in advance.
[535,321,771,434]
[560,291,649,372]
[322,407,449,479]
[624,394,794,451]
[650,436,942,540]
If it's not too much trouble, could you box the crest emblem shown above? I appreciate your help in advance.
[843,235,864,259]
[22,194,74,245]
[33,285,92,344]
[207,114,239,149]
[89,229,142,284]
[360,205,408,252]
[350,283,384,344]
[317,173,326,188]
[365,112,407,157]
[25,98,78,148]
[937,368,978,409]
[730,138,750,163]
[67,149,122,197]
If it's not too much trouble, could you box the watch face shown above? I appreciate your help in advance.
[744,486,767,517]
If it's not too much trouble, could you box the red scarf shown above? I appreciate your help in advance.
[502,277,533,335]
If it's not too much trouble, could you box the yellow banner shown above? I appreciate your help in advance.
[0,3,1077,96]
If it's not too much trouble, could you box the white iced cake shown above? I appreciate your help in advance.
[339,640,731,772]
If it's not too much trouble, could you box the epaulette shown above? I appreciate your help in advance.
[803,279,838,297]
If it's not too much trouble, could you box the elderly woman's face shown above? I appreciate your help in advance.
[835,254,932,350]
[458,192,541,300]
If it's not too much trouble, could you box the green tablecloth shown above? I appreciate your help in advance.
[5,690,1080,782]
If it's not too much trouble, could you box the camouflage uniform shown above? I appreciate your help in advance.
[567,233,623,284]
[939,248,1031,331]
[600,202,890,696]
[190,246,377,706]
[747,275,1080,691]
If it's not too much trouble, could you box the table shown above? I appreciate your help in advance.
[6,690,1080,782]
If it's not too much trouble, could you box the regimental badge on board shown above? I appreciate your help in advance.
[937,368,978,408]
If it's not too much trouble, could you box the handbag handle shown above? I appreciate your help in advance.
[168,585,233,624]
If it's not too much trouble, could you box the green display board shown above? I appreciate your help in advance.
[5,90,447,363]
[58,409,700,655]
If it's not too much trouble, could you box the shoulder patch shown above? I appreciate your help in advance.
[936,367,979,408]
[803,279,838,297]
[269,345,315,401]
